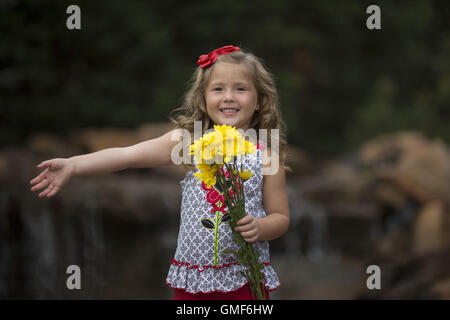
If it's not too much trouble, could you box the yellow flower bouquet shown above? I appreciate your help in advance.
[190,124,266,300]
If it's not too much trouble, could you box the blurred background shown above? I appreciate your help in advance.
[1,0,449,299]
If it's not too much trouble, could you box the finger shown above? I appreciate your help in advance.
[245,237,257,243]
[30,168,49,185]
[39,183,53,198]
[47,185,60,198]
[46,184,57,198]
[243,234,258,243]
[240,229,257,239]
[31,178,49,192]
[236,215,253,226]
[234,222,255,233]
[37,160,53,169]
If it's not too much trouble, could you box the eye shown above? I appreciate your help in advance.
[237,87,247,91]
[213,87,223,91]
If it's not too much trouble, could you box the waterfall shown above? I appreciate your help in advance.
[281,182,329,260]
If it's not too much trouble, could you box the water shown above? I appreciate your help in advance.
[283,183,329,260]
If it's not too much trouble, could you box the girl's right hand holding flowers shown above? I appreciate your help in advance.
[30,158,75,198]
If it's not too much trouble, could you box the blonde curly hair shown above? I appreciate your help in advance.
[169,48,288,170]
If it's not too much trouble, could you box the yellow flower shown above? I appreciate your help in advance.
[193,163,218,188]
[245,140,256,154]
[190,131,218,163]
[214,124,237,137]
[189,124,256,165]
[238,169,254,181]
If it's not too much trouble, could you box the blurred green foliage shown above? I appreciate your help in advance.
[1,0,449,155]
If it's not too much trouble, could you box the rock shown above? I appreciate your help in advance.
[68,127,140,152]
[368,180,409,210]
[296,161,370,204]
[0,154,9,180]
[271,255,365,300]
[285,145,314,177]
[271,183,328,258]
[1,151,181,299]
[67,122,175,152]
[4,127,450,299]
[432,277,450,299]
[360,246,450,299]
[413,200,447,256]
[27,133,82,158]
[326,202,381,257]
[289,160,385,257]
[0,148,37,184]
[136,122,176,141]
[369,228,412,262]
[360,131,450,205]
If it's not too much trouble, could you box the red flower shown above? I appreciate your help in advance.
[201,168,242,214]
[197,45,240,68]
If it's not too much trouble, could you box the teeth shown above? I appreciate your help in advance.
[222,109,238,112]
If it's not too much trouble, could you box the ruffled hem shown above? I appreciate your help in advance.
[169,259,271,272]
[166,279,281,295]
[165,261,281,294]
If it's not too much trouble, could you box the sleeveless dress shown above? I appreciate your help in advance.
[165,147,281,294]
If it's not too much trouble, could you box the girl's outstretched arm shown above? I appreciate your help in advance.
[123,128,184,168]
[30,128,183,198]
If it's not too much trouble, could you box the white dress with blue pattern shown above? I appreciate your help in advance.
[165,148,280,294]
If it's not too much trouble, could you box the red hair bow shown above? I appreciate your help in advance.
[197,45,241,68]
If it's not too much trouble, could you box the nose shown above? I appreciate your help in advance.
[223,88,235,102]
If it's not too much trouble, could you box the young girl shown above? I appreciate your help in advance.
[30,45,290,300]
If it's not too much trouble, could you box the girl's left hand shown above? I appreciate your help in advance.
[234,215,260,243]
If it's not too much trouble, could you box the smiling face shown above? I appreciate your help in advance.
[204,62,259,130]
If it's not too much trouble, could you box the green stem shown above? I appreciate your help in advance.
[216,169,233,205]
[215,164,266,300]
[213,210,221,266]
[225,163,240,205]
